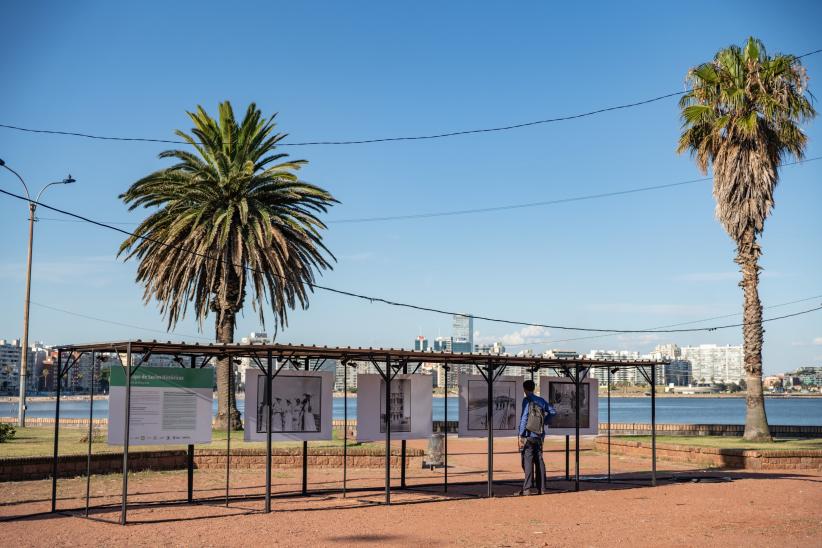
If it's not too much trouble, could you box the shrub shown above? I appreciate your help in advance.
[0,423,16,443]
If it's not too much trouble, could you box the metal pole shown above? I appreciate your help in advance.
[651,365,657,487]
[120,343,132,525]
[265,351,273,512]
[343,361,348,498]
[187,355,196,503]
[443,365,448,493]
[17,203,35,428]
[487,363,494,498]
[225,356,231,508]
[574,365,580,492]
[302,357,309,496]
[84,351,96,517]
[565,435,569,481]
[51,348,62,513]
[607,368,612,483]
[384,357,391,505]
[400,360,407,489]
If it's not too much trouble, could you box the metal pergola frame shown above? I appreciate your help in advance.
[50,340,667,525]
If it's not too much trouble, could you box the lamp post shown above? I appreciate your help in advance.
[0,158,75,427]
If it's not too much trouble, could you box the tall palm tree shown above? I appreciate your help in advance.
[677,38,815,441]
[119,102,337,430]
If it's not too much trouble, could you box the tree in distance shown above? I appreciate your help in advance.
[119,102,337,430]
[677,37,816,441]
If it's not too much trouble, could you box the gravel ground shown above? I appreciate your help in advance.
[1,437,819,547]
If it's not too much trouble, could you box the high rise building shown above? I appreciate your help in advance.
[453,314,473,342]
[587,350,641,385]
[414,335,429,352]
[681,344,744,385]
[452,314,473,353]
[653,344,681,359]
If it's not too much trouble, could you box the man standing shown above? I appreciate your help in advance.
[517,379,554,495]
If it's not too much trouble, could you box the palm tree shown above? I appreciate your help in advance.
[119,102,337,430]
[677,38,815,441]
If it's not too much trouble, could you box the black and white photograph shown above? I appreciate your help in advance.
[379,378,411,433]
[256,375,322,434]
[467,379,517,431]
[548,381,590,429]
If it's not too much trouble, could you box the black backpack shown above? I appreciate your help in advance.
[525,398,544,434]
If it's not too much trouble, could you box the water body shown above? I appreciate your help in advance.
[2,396,821,426]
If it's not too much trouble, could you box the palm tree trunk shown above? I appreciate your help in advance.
[214,308,242,431]
[736,226,771,442]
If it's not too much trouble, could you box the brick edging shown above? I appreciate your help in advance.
[595,437,822,470]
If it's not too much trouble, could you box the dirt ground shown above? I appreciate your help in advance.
[1,437,820,547]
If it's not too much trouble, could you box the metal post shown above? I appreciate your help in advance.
[651,364,657,487]
[265,351,273,512]
[343,361,348,498]
[487,363,494,498]
[51,349,62,513]
[225,356,231,508]
[84,351,96,517]
[400,360,407,489]
[302,357,309,496]
[120,343,132,525]
[187,355,196,503]
[565,435,570,481]
[607,367,612,483]
[384,357,392,505]
[17,203,35,428]
[574,365,580,492]
[443,364,448,493]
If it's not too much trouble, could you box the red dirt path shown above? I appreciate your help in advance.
[1,437,820,547]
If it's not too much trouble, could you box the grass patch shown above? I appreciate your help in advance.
[621,435,822,451]
[0,427,374,458]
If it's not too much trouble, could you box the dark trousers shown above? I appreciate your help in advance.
[522,437,545,492]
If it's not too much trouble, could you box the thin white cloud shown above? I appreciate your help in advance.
[475,325,551,346]
[674,272,738,282]
[339,251,375,262]
[587,303,716,316]
[0,255,120,286]
[674,271,783,283]
[813,337,822,346]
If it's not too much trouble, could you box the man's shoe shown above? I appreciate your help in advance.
[514,490,529,496]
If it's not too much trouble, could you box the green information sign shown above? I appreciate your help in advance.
[110,366,214,389]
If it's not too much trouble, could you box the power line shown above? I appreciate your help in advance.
[27,156,822,227]
[1,186,820,335]
[1,46,819,149]
[29,301,213,342]
[29,294,822,350]
[502,294,822,348]
[0,90,686,147]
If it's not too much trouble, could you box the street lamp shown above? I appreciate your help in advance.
[0,158,76,427]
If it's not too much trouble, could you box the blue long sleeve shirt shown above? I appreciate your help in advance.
[519,394,553,440]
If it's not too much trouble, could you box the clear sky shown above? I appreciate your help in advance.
[1,1,820,374]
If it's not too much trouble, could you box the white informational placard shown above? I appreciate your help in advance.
[244,369,334,442]
[540,376,599,436]
[356,374,433,441]
[108,366,214,445]
[458,374,523,438]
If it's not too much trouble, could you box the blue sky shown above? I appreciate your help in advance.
[0,1,820,374]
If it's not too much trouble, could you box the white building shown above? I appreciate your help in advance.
[238,331,270,388]
[587,350,642,385]
[681,344,744,385]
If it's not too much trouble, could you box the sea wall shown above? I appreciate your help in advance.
[0,447,424,482]
[595,438,822,471]
[4,417,821,438]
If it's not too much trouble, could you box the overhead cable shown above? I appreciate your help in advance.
[1,187,820,335]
